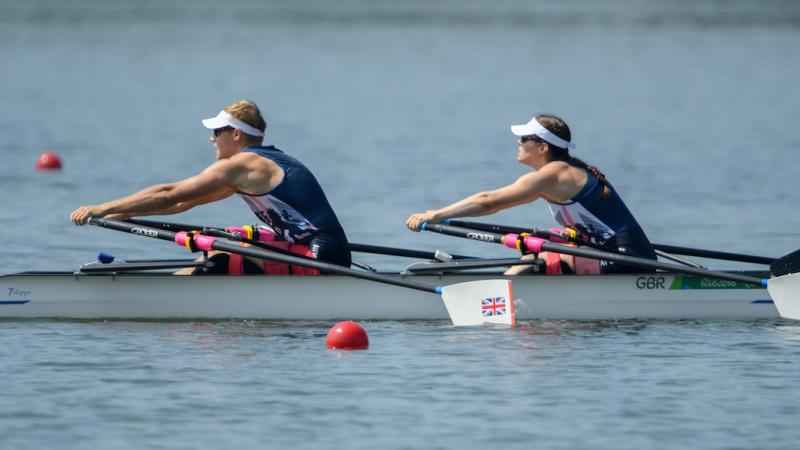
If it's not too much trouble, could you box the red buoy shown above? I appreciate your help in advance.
[36,152,62,170]
[326,321,369,350]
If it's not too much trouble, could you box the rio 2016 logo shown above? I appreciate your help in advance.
[699,279,737,288]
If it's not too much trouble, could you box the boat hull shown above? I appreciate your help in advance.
[0,272,775,320]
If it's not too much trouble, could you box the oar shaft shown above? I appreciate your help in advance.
[447,219,573,243]
[78,261,208,273]
[422,223,766,286]
[652,244,774,265]
[348,243,474,260]
[448,219,775,265]
[90,218,439,294]
[126,218,206,232]
[447,220,530,235]
[541,241,765,286]
[127,218,477,260]
[423,223,505,244]
[407,258,540,273]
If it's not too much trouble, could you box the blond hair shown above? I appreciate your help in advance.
[223,100,267,140]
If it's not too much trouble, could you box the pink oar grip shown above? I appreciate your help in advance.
[501,234,519,249]
[193,234,217,251]
[174,231,217,252]
[174,231,188,247]
[523,236,545,254]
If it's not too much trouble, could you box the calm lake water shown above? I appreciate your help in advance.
[2,0,800,449]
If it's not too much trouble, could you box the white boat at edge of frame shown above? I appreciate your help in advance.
[0,270,776,320]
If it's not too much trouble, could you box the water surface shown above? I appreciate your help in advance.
[2,1,800,448]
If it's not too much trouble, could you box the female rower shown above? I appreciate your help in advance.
[405,114,656,275]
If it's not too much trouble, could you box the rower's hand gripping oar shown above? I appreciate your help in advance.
[421,222,800,320]
[88,218,515,327]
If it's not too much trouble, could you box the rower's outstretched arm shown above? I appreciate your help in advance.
[70,160,242,225]
[406,170,555,231]
[105,188,233,220]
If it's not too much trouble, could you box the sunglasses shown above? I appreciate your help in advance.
[519,135,541,144]
[213,126,233,137]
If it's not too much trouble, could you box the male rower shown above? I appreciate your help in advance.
[406,113,656,275]
[70,100,351,273]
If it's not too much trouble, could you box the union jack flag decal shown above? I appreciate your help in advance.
[481,296,506,316]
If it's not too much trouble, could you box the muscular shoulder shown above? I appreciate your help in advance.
[229,151,264,165]
[536,160,588,201]
[225,151,284,194]
[517,161,567,185]
[539,160,586,183]
[511,161,584,202]
[210,152,271,173]
[539,160,572,175]
[193,153,263,186]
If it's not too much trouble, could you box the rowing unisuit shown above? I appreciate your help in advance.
[238,145,351,267]
[546,162,656,271]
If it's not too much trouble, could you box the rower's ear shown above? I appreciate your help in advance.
[539,142,550,155]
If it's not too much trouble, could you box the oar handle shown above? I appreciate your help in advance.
[446,219,588,246]
[422,222,767,287]
[446,220,530,235]
[126,218,208,232]
[127,218,323,261]
[90,218,441,294]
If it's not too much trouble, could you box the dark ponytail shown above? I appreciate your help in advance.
[536,114,613,200]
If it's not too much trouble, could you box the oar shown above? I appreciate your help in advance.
[446,220,705,267]
[420,222,800,320]
[88,218,515,326]
[128,219,331,266]
[447,219,776,265]
[406,258,543,273]
[348,243,475,261]
[126,218,477,260]
[78,260,210,273]
[422,223,767,284]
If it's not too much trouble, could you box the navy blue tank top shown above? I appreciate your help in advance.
[237,146,348,246]
[546,166,656,261]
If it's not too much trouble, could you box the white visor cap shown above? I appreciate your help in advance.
[201,110,265,137]
[510,116,575,150]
